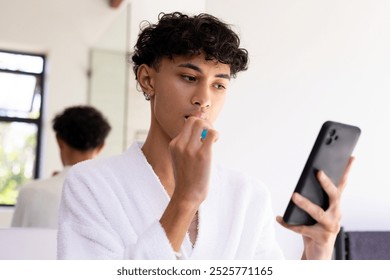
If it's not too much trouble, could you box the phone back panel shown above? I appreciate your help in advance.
[283,121,361,225]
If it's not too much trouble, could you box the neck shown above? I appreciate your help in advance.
[62,149,98,166]
[141,124,175,196]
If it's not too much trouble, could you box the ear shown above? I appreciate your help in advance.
[56,135,64,150]
[137,64,155,97]
[96,143,105,154]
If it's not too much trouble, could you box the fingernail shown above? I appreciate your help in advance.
[201,129,208,140]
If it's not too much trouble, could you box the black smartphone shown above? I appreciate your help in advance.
[282,121,361,226]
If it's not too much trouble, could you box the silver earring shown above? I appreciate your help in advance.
[143,92,151,101]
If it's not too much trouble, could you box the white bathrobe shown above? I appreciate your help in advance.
[57,142,283,260]
[12,167,70,228]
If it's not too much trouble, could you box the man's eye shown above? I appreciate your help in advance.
[182,75,196,82]
[214,84,226,90]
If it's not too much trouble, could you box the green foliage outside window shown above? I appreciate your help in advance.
[0,122,36,205]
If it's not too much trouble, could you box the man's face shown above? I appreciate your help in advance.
[147,53,231,140]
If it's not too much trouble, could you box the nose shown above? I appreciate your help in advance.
[191,85,211,109]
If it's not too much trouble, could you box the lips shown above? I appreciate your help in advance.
[185,112,207,120]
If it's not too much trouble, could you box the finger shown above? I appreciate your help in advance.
[338,156,355,193]
[199,128,218,155]
[174,116,198,145]
[317,170,338,202]
[187,118,211,147]
[201,129,208,141]
[276,216,307,235]
[292,192,327,224]
[201,128,219,145]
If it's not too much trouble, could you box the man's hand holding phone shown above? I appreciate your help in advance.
[277,156,355,260]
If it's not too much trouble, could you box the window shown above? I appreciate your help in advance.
[0,50,45,205]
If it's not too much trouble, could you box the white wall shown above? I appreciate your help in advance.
[206,0,390,259]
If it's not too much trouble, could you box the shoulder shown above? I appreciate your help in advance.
[70,154,122,175]
[16,180,42,202]
[18,174,59,193]
[66,154,125,190]
[69,143,141,177]
[16,175,61,205]
[64,143,144,194]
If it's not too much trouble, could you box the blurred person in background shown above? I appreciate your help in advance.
[11,105,111,228]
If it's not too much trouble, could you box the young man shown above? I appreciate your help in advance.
[12,105,111,228]
[58,12,353,259]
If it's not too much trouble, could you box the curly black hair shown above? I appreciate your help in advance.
[131,12,249,79]
[52,106,111,151]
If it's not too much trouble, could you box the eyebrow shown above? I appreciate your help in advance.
[178,63,231,80]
